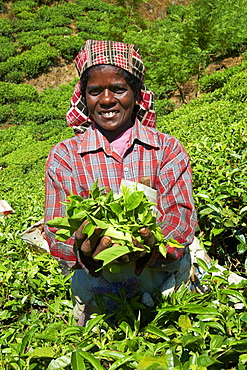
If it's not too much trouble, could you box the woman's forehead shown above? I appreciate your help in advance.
[87,65,127,84]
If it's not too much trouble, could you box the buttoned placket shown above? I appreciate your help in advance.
[106,145,134,181]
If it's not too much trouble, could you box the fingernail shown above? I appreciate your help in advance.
[102,236,111,246]
[140,227,148,236]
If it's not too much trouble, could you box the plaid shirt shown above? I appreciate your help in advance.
[44,120,197,268]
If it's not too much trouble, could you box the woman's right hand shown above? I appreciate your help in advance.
[74,220,112,277]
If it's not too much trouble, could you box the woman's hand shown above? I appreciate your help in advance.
[75,220,112,277]
[75,221,158,277]
[134,227,159,276]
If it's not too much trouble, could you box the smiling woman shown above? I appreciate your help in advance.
[44,39,198,325]
[85,65,135,141]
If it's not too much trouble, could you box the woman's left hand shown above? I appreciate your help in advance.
[133,227,159,276]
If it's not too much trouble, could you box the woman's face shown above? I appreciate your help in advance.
[85,65,135,141]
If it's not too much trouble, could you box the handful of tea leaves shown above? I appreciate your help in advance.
[47,181,183,272]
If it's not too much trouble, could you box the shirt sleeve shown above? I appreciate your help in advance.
[156,135,197,257]
[44,142,79,268]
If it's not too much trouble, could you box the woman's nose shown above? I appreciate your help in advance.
[99,89,116,107]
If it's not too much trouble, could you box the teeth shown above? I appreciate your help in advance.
[100,111,117,117]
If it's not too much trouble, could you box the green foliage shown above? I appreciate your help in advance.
[0,18,14,36]
[0,82,38,104]
[47,35,85,61]
[0,106,10,123]
[11,0,37,15]
[12,101,63,124]
[14,4,72,32]
[199,56,247,93]
[0,241,246,369]
[123,0,247,99]
[0,36,17,62]
[0,0,7,13]
[0,42,58,81]
[124,16,207,100]
[157,66,247,270]
[16,27,73,50]
[17,32,46,48]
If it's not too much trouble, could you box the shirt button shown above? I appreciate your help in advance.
[124,167,129,172]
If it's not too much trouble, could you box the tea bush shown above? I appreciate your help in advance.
[199,56,247,93]
[0,106,10,124]
[36,5,71,27]
[0,0,7,13]
[0,18,15,36]
[0,37,17,62]
[157,69,247,270]
[11,0,37,14]
[0,43,58,81]
[0,82,38,104]
[17,33,46,49]
[47,35,85,61]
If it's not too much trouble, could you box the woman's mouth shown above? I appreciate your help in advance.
[99,110,119,118]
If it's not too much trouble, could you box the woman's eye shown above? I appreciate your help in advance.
[112,87,126,93]
[88,89,100,95]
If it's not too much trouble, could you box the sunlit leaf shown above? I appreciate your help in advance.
[71,350,86,370]
[28,347,54,358]
[124,191,144,211]
[136,356,169,370]
[47,355,72,370]
[78,350,105,370]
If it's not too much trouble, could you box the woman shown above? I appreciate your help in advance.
[44,40,198,325]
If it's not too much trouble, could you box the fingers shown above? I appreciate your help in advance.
[140,227,155,247]
[93,236,112,259]
[120,253,130,263]
[133,238,147,258]
[74,220,88,250]
[75,220,103,256]
[82,227,102,256]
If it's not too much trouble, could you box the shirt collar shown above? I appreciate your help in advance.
[129,118,159,149]
[77,119,159,154]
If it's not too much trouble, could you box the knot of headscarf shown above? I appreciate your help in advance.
[66,40,156,133]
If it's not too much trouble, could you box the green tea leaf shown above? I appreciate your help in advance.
[109,355,134,369]
[222,289,247,306]
[55,229,73,241]
[27,347,54,358]
[159,242,167,258]
[196,257,210,273]
[47,354,71,370]
[78,350,105,370]
[70,210,87,220]
[102,226,131,242]
[96,350,126,360]
[71,350,86,370]
[108,202,123,216]
[125,191,144,211]
[137,356,169,370]
[167,239,184,248]
[87,214,110,229]
[96,244,140,269]
[46,217,71,228]
[146,325,170,340]
[83,222,96,238]
[178,315,192,330]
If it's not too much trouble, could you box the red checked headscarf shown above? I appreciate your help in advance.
[66,39,156,133]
